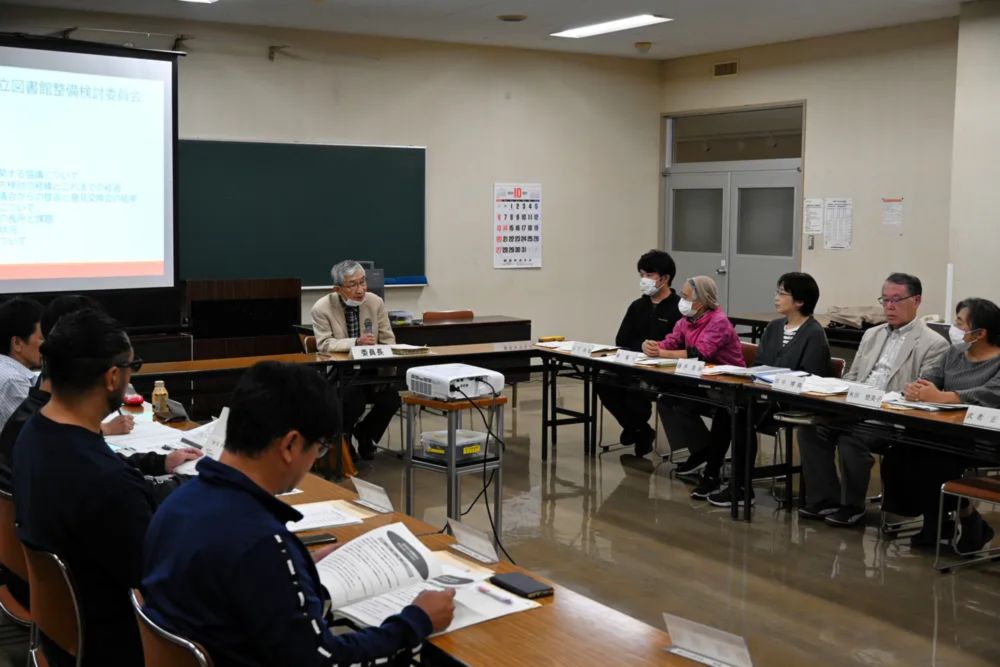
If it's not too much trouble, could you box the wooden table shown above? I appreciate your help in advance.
[290,474,683,666]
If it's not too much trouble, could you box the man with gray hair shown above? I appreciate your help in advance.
[797,272,948,528]
[310,260,399,460]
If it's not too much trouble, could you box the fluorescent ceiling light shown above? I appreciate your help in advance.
[551,14,672,39]
[178,0,219,4]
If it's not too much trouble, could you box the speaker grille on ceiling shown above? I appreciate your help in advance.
[713,61,739,77]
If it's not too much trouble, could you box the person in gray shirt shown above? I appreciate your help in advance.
[882,298,1000,553]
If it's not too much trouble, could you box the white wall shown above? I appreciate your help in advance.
[949,0,1000,306]
[2,5,662,342]
[660,20,958,315]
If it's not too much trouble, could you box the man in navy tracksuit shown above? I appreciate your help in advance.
[142,361,455,666]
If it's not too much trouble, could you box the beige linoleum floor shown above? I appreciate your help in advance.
[358,378,1000,667]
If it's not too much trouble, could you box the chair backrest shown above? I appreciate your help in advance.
[23,545,83,660]
[298,333,317,353]
[740,342,758,367]
[131,590,213,667]
[831,357,846,378]
[422,310,474,322]
[0,490,28,582]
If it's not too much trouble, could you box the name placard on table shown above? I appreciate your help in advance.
[571,342,598,358]
[964,405,1000,431]
[771,373,806,394]
[846,384,885,408]
[675,359,706,378]
[612,349,641,365]
[351,345,393,360]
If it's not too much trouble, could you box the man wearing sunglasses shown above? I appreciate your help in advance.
[797,273,949,528]
[11,309,198,667]
[0,296,200,497]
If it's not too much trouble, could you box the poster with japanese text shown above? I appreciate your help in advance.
[494,183,542,269]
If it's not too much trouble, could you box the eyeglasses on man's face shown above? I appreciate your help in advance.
[877,295,916,307]
[112,358,144,373]
[314,438,332,459]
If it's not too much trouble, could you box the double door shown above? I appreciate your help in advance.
[664,159,801,314]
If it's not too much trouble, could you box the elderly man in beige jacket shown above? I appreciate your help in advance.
[797,272,949,528]
[310,260,399,460]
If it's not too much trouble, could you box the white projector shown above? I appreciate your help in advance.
[406,363,505,401]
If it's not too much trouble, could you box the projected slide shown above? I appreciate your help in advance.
[0,44,174,293]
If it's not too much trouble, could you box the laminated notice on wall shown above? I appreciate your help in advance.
[823,198,852,250]
[804,198,824,235]
[881,197,903,237]
[494,183,542,269]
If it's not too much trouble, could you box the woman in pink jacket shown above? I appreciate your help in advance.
[642,276,745,499]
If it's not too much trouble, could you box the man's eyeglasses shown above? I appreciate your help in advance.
[342,279,367,290]
[113,358,144,373]
[315,439,332,459]
[877,295,916,307]
[775,289,792,297]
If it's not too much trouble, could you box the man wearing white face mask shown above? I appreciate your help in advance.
[597,250,681,457]
[310,260,398,460]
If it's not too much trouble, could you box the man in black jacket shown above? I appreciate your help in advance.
[597,250,682,456]
[13,309,181,666]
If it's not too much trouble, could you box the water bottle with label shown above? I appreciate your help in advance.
[151,380,169,415]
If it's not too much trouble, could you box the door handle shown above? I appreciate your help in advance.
[716,267,728,275]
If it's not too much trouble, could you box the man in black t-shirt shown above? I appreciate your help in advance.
[597,250,682,456]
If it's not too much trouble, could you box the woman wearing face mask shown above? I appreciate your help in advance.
[643,276,745,497]
[882,298,1000,553]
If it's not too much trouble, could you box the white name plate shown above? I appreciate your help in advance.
[571,342,598,357]
[675,359,706,377]
[613,349,641,365]
[771,373,806,394]
[350,344,393,360]
[964,405,1000,431]
[846,385,885,408]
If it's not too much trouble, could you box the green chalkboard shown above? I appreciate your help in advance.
[178,140,425,285]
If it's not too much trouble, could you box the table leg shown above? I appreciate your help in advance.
[405,402,416,516]
[589,366,599,457]
[582,367,591,457]
[493,404,504,548]
[447,411,460,520]
[743,397,754,522]
[541,357,550,461]
[550,359,559,448]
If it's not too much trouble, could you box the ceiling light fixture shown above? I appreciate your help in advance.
[178,0,219,4]
[551,14,671,39]
[497,14,527,23]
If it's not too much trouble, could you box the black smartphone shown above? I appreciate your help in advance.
[300,533,338,547]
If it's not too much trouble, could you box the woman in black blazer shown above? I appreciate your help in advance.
[703,272,832,507]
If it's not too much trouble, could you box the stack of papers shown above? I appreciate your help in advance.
[883,397,969,411]
[801,377,851,395]
[389,344,431,356]
[287,500,363,532]
[753,369,808,384]
[320,523,539,635]
[635,357,679,367]
[534,341,617,353]
[104,420,184,455]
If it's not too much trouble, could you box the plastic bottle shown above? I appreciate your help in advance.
[151,380,169,414]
